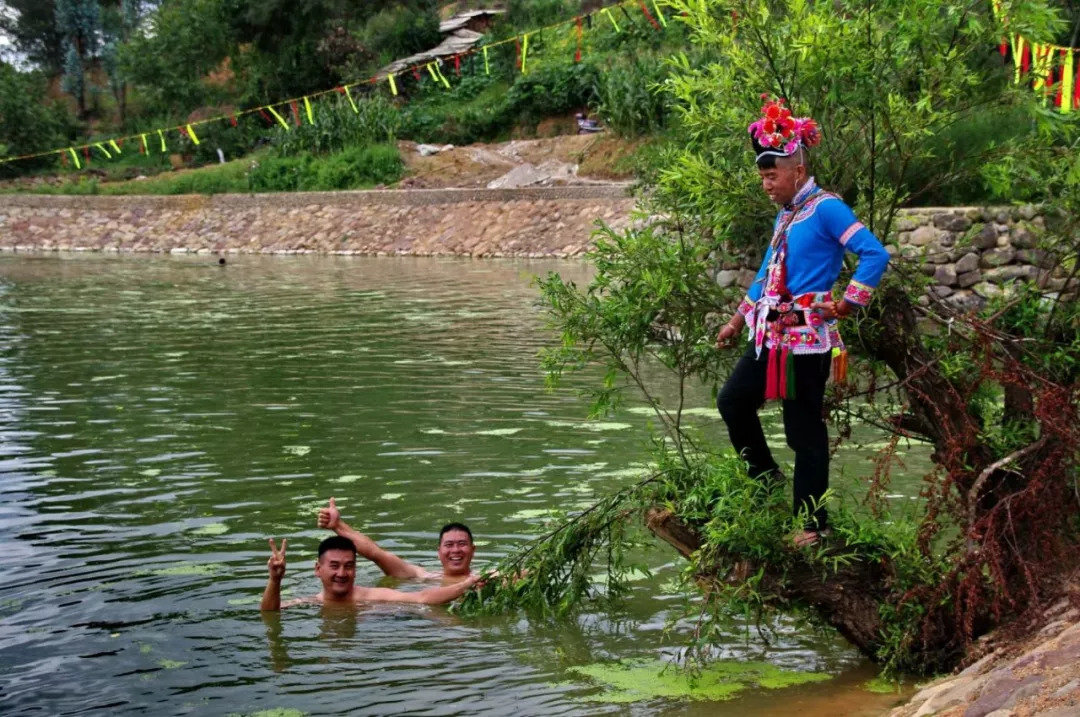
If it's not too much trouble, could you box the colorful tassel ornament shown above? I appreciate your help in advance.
[765,348,780,400]
[832,347,849,384]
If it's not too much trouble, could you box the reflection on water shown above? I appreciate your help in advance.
[0,255,913,715]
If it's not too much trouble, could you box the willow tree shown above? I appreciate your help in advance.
[461,0,1080,674]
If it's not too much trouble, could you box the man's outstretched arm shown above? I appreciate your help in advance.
[359,574,480,605]
[317,497,426,578]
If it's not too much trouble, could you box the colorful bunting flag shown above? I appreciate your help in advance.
[267,106,290,130]
[343,85,360,111]
[388,74,398,97]
[304,96,315,124]
[575,16,583,63]
[652,0,667,27]
[68,147,81,169]
[639,1,661,30]
[603,7,620,32]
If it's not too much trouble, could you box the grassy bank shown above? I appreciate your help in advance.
[2,143,404,196]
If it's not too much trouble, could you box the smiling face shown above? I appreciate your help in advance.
[437,529,475,577]
[314,548,356,599]
[757,150,807,206]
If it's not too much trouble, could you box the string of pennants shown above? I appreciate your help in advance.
[991,0,1079,113]
[1,0,671,170]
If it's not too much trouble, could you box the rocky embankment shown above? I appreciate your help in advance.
[891,596,1080,717]
[0,187,634,258]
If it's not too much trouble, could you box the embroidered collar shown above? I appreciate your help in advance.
[784,176,818,210]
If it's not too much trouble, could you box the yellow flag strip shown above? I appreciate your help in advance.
[522,34,530,74]
[304,96,314,124]
[388,74,398,96]
[186,124,201,145]
[94,142,112,159]
[158,129,167,152]
[436,61,451,88]
[140,134,148,153]
[1062,50,1074,114]
[266,106,290,130]
[68,147,81,169]
[652,0,667,26]
[603,7,621,32]
[1012,35,1025,84]
[483,46,490,75]
[344,85,359,111]
[108,139,122,154]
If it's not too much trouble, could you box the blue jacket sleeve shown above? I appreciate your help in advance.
[818,198,890,307]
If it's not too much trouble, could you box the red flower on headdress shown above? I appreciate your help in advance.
[747,96,821,156]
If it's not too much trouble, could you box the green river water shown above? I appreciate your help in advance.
[0,254,924,716]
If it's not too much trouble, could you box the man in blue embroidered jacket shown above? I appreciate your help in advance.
[715,98,890,546]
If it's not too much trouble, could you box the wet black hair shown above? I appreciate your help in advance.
[439,523,473,543]
[318,535,357,558]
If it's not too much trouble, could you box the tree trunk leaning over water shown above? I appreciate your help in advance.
[646,507,893,662]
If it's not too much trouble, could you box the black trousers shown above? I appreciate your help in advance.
[716,344,832,530]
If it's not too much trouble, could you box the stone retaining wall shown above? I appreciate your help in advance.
[0,187,635,259]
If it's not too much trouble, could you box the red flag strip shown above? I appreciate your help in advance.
[290,101,301,127]
[1022,45,1031,73]
[259,108,274,125]
[515,37,522,70]
[575,16,583,63]
[1075,51,1080,109]
[639,1,661,30]
[229,114,238,127]
[453,54,461,75]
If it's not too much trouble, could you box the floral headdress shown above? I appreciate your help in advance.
[747,96,821,160]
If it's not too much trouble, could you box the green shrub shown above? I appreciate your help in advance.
[313,143,402,189]
[506,55,601,122]
[248,143,402,192]
[591,54,670,137]
[270,94,401,157]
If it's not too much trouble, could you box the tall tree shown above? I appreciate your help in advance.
[0,0,64,73]
[55,0,101,117]
[100,0,142,126]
